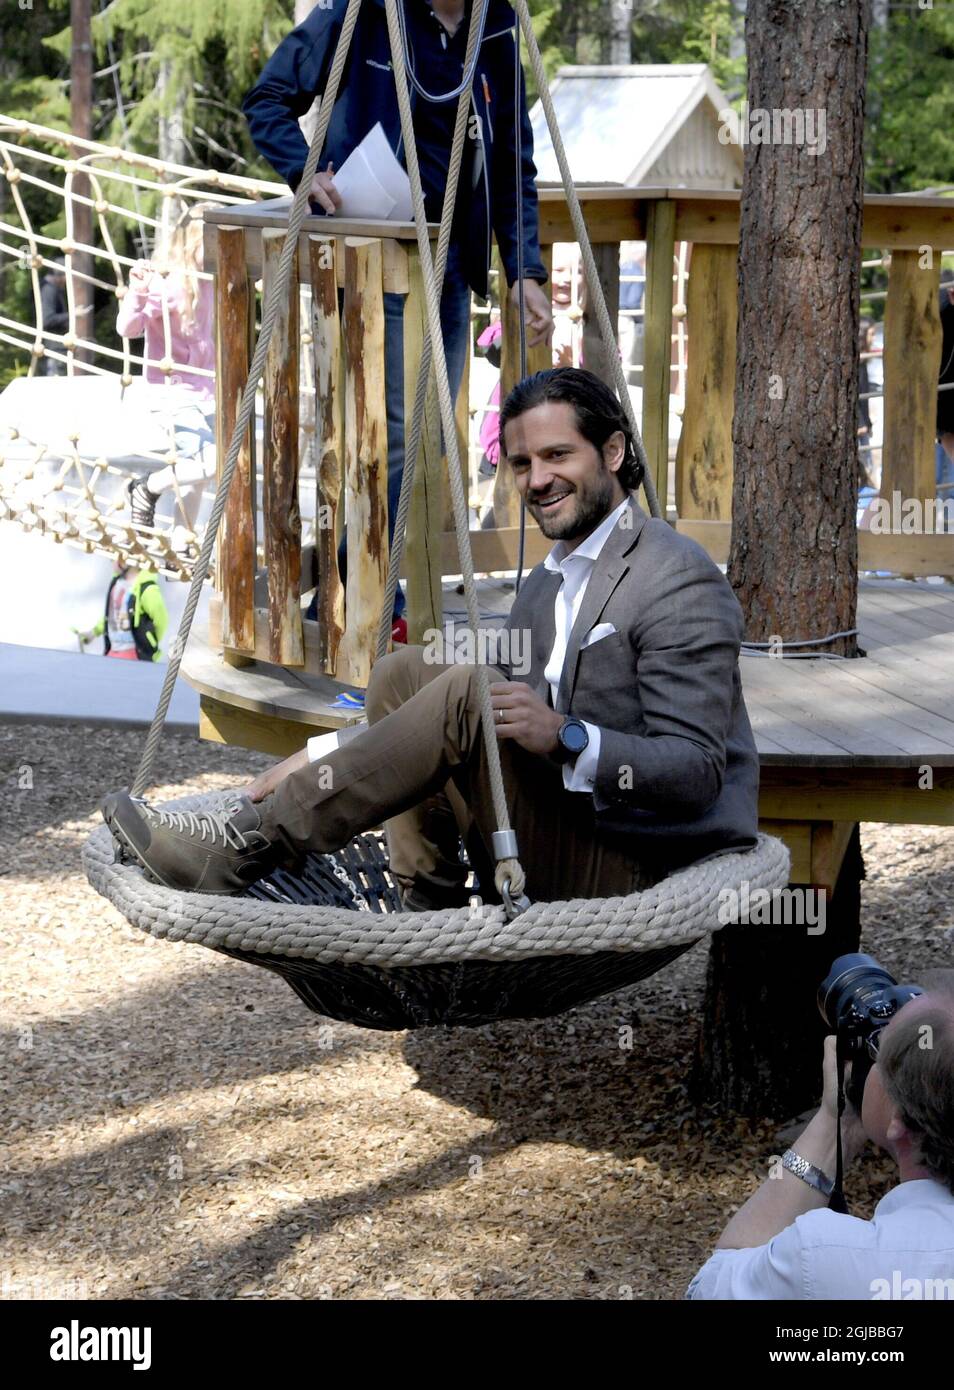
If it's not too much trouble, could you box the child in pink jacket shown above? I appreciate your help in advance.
[117,206,217,541]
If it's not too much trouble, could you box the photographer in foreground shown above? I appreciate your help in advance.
[688,961,954,1300]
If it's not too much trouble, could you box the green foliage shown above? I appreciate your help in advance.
[668,0,745,100]
[3,0,952,392]
[0,0,69,130]
[865,6,954,193]
[40,0,293,168]
[524,0,745,101]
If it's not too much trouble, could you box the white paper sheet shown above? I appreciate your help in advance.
[330,122,413,222]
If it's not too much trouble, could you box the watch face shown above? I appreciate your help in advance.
[561,719,588,754]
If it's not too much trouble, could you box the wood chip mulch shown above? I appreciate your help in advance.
[1,721,952,1300]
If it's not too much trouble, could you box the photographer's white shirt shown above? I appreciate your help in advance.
[687,1179,954,1300]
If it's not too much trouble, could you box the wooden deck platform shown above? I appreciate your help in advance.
[184,577,954,885]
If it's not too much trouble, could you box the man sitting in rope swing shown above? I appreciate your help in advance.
[102,368,761,910]
[241,0,553,628]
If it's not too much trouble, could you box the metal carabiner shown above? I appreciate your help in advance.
[501,878,531,921]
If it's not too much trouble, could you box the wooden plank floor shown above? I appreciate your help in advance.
[184,576,954,769]
[446,576,954,769]
[744,580,954,767]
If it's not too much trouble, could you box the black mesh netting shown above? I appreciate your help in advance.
[226,833,693,1030]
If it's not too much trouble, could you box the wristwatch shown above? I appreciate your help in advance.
[553,717,589,764]
[781,1148,834,1197]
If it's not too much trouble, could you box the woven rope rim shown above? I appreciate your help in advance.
[82,790,791,970]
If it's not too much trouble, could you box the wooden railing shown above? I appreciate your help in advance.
[204,187,954,685]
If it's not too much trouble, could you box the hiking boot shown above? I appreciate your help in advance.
[102,789,282,894]
[127,477,160,529]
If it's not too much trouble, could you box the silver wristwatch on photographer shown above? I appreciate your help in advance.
[781,1148,834,1197]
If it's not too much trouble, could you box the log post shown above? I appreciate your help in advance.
[493,245,553,529]
[337,237,388,687]
[445,317,472,533]
[642,199,677,511]
[213,224,256,655]
[881,251,942,510]
[675,243,738,521]
[310,234,345,675]
[262,228,303,667]
[692,827,865,1116]
[581,241,621,388]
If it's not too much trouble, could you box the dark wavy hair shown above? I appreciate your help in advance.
[497,366,644,492]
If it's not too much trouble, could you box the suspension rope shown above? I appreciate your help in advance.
[375,0,490,662]
[128,0,660,897]
[510,0,660,520]
[513,9,528,593]
[382,0,524,903]
[130,0,366,797]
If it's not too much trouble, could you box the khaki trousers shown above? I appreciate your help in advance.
[258,644,658,904]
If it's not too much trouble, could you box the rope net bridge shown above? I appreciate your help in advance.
[0,115,335,579]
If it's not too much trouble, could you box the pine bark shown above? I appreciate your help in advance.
[693,828,865,1116]
[728,0,868,657]
[697,0,870,1116]
[70,0,94,368]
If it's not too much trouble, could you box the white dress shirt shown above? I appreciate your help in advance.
[542,493,630,792]
[308,494,632,787]
[686,1179,954,1300]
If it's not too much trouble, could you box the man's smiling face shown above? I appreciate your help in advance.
[502,400,626,548]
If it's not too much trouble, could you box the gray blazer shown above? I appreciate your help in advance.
[500,494,760,871]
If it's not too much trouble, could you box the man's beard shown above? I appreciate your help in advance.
[531,465,619,541]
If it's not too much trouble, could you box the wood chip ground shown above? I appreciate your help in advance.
[1,722,951,1300]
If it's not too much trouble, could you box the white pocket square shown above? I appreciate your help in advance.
[581,622,617,649]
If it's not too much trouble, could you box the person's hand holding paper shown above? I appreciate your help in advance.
[309,161,343,215]
[311,124,413,222]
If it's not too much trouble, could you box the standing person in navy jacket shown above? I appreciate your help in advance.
[242,0,553,624]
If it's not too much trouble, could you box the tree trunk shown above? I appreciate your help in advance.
[70,0,94,369]
[609,1,632,66]
[729,0,867,657]
[697,0,870,1115]
[157,59,187,242]
[693,827,864,1117]
[729,1,747,63]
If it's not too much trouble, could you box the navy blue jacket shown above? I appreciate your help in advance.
[242,0,547,299]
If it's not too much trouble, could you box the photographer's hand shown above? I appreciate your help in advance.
[714,1036,867,1250]
[821,1032,868,1159]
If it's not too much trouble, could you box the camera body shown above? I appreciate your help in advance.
[817,953,923,1109]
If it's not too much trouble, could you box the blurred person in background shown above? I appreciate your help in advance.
[79,563,169,663]
[117,204,217,548]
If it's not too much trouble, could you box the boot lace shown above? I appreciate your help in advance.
[133,798,251,850]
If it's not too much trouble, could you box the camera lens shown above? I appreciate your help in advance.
[817,953,897,1032]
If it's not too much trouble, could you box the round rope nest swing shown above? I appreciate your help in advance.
[83,0,790,1031]
[84,789,790,1030]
